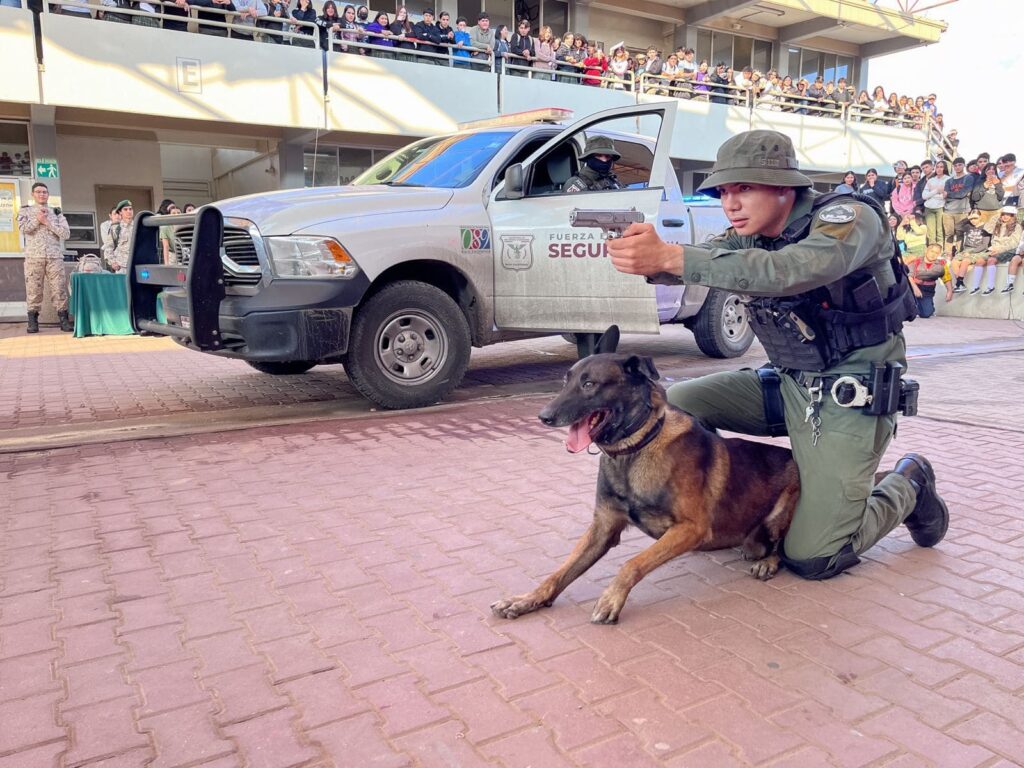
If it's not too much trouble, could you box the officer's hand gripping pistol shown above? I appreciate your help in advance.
[569,208,645,240]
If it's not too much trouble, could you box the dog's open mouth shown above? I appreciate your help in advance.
[566,410,610,453]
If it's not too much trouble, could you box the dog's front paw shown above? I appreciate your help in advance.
[749,554,781,581]
[490,593,549,620]
[590,588,627,624]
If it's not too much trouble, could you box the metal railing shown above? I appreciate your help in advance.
[36,5,958,156]
[501,54,634,90]
[46,0,496,67]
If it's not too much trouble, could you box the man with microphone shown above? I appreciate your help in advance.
[17,182,72,334]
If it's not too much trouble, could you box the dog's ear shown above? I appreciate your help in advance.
[594,325,620,355]
[623,355,660,382]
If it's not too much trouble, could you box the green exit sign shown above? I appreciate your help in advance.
[35,160,60,179]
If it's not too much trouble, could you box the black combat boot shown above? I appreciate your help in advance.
[891,453,949,547]
[58,310,73,333]
[27,311,39,334]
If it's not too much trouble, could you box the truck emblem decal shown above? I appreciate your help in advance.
[500,235,534,271]
[460,227,491,251]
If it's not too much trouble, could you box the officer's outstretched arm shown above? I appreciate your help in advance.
[607,223,684,278]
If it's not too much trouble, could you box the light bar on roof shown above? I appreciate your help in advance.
[458,108,574,130]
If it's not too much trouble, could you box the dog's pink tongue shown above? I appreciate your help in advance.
[566,418,593,454]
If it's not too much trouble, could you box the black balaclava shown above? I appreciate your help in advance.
[586,156,613,175]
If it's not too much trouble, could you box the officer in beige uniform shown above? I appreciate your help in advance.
[607,130,949,579]
[17,182,72,334]
[102,199,134,273]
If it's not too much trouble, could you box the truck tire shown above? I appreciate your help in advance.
[344,281,472,409]
[246,361,317,375]
[691,289,754,359]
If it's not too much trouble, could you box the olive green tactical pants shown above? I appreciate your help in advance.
[667,369,918,568]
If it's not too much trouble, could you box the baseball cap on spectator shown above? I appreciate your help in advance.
[1000,206,1017,215]
[115,200,133,212]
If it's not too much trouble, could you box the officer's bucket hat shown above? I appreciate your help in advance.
[697,130,812,198]
[581,136,621,161]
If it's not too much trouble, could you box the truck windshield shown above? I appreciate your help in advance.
[352,131,516,189]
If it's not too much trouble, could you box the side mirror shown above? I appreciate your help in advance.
[505,163,525,200]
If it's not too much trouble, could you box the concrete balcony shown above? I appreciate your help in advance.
[1,6,931,173]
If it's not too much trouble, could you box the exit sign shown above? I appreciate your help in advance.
[35,159,60,179]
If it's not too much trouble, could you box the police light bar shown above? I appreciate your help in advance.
[458,108,574,130]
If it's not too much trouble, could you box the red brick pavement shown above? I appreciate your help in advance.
[1,318,1022,434]
[3,338,1024,767]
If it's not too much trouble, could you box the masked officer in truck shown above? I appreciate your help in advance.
[564,136,624,193]
[605,129,949,580]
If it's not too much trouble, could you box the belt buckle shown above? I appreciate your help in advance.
[830,375,872,408]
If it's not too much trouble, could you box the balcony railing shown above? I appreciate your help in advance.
[11,2,950,170]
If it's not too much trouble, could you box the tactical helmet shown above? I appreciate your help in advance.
[581,136,621,161]
[697,130,812,198]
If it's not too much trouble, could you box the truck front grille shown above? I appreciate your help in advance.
[172,226,263,286]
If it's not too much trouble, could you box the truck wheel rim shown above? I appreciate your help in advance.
[722,295,748,340]
[375,310,449,385]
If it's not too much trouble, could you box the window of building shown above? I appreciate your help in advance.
[753,39,772,73]
[303,146,387,187]
[787,47,801,78]
[540,0,566,34]
[304,150,339,187]
[0,121,32,177]
[696,28,712,64]
[338,148,373,185]
[712,32,733,66]
[65,212,97,247]
[837,55,854,83]
[800,49,820,82]
[733,36,752,70]
[784,46,856,85]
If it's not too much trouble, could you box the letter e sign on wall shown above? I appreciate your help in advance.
[176,58,203,95]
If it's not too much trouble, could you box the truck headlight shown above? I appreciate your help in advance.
[265,236,360,278]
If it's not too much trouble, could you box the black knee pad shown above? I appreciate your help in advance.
[779,543,861,580]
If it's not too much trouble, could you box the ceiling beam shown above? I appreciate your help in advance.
[778,17,842,43]
[685,0,761,26]
[860,34,927,58]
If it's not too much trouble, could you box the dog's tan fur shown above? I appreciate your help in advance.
[492,354,800,624]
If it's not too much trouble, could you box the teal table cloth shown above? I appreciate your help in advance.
[71,273,166,338]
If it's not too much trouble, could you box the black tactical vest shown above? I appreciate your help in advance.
[743,192,918,372]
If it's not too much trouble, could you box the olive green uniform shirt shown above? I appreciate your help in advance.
[668,189,906,374]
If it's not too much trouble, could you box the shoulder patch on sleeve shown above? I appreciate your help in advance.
[818,204,857,224]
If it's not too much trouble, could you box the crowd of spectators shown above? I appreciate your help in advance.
[17,0,947,133]
[858,153,1024,313]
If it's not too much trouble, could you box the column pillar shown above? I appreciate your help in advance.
[568,0,590,37]
[277,129,308,190]
[28,105,61,204]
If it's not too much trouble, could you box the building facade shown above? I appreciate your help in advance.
[0,0,946,297]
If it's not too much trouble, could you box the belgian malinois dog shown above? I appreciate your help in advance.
[491,328,800,624]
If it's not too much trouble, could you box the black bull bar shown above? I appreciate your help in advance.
[126,206,226,351]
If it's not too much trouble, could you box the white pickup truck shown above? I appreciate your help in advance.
[128,104,753,409]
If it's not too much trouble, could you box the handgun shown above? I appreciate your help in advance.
[569,208,645,240]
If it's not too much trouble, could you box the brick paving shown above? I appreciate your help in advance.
[0,318,1022,436]
[1,318,1024,766]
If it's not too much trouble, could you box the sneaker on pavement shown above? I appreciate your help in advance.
[982,288,995,295]
[953,284,967,293]
[1001,285,1014,293]
[892,453,949,547]
[968,288,980,295]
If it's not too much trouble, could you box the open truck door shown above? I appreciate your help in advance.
[487,103,676,335]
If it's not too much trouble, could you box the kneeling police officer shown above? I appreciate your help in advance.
[607,130,948,580]
[564,136,623,193]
